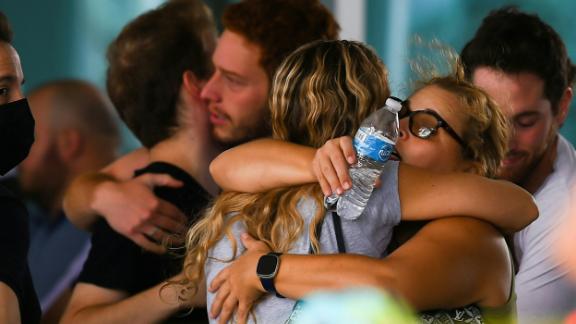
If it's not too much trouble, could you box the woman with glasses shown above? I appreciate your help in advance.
[183,40,536,324]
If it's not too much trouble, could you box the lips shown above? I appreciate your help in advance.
[502,150,526,166]
[209,108,228,126]
[390,150,402,161]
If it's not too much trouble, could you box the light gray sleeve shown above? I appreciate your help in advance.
[364,160,401,226]
[335,161,400,258]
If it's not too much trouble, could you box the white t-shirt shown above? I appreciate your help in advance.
[514,135,576,323]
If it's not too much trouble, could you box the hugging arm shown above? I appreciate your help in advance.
[397,163,538,233]
[63,147,152,229]
[209,139,316,192]
[209,218,512,323]
[210,137,538,233]
[63,148,187,253]
[60,274,204,324]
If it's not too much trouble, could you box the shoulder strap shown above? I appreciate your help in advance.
[308,212,346,254]
[332,212,346,253]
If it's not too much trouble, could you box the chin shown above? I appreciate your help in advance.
[497,163,531,185]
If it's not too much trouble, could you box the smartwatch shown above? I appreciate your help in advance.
[256,252,285,298]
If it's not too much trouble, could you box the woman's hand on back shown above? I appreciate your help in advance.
[209,234,271,324]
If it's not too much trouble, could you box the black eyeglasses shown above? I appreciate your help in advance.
[399,99,467,149]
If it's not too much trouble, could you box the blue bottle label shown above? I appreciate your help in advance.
[353,128,394,163]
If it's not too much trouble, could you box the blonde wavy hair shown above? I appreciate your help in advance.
[181,40,390,300]
[413,63,509,178]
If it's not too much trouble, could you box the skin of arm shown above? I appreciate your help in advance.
[209,138,316,192]
[60,275,205,324]
[63,147,151,229]
[397,164,537,233]
[63,148,188,253]
[209,139,538,233]
[0,282,21,324]
[209,218,512,324]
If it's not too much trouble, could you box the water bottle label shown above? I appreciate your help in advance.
[354,128,394,162]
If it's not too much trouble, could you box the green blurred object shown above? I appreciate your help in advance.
[291,287,418,324]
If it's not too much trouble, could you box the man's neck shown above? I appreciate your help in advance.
[520,135,558,194]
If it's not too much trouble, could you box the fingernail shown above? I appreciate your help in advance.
[343,181,351,190]
[347,156,355,164]
[336,187,343,195]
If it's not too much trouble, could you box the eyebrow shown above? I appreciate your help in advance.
[0,75,17,84]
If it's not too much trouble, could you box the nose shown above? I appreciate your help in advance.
[398,118,409,141]
[507,128,520,150]
[200,73,221,103]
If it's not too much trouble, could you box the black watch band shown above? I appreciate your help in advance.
[256,252,285,298]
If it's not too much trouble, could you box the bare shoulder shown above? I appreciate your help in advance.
[419,217,513,307]
[102,147,151,180]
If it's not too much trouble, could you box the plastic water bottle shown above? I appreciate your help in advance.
[325,97,402,220]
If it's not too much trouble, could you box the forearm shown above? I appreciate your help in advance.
[63,148,151,230]
[210,139,316,192]
[399,164,538,233]
[0,283,20,324]
[274,218,507,311]
[63,172,118,230]
[61,281,188,324]
[273,254,393,300]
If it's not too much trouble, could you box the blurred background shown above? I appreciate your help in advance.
[2,0,575,150]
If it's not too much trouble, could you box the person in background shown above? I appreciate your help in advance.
[187,41,536,323]
[60,0,220,323]
[460,6,576,323]
[62,0,340,253]
[555,185,576,323]
[0,10,41,324]
[18,80,119,323]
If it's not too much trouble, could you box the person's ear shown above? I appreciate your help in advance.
[57,129,83,162]
[182,70,202,98]
[556,87,572,127]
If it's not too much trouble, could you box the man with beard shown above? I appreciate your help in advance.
[63,0,339,253]
[461,6,576,323]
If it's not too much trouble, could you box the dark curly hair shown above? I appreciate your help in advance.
[0,11,13,43]
[106,0,216,148]
[461,6,576,115]
[222,0,340,81]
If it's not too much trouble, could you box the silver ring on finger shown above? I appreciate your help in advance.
[148,227,159,238]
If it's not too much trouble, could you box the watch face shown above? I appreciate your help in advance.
[257,254,279,277]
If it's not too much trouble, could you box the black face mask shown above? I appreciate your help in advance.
[0,98,35,175]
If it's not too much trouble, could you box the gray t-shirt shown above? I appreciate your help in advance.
[205,161,401,323]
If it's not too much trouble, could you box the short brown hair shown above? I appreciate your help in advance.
[106,0,216,148]
[461,6,576,114]
[222,0,340,81]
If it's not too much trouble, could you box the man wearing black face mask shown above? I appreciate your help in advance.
[0,11,41,324]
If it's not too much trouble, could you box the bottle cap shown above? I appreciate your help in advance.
[385,97,402,113]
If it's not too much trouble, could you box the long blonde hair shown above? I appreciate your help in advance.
[182,40,390,299]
